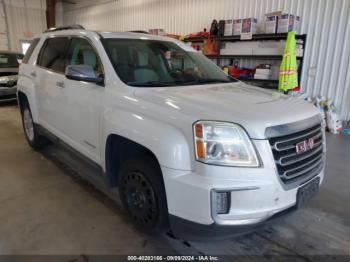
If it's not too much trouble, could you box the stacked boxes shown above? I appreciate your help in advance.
[241,18,257,35]
[148,29,166,36]
[224,19,234,36]
[277,14,301,33]
[265,15,279,34]
[265,13,301,34]
[254,68,272,80]
[223,13,301,36]
[233,19,242,35]
[224,19,248,36]
[221,40,303,58]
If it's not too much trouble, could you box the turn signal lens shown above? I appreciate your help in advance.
[195,123,203,138]
[196,140,205,158]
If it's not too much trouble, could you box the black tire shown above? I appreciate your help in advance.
[118,156,169,233]
[20,101,48,150]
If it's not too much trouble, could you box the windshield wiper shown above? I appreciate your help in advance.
[127,81,176,87]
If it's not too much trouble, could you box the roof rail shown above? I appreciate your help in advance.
[44,24,85,33]
[128,30,149,34]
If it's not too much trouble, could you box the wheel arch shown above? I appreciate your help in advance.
[17,91,28,110]
[17,75,39,123]
[104,134,163,188]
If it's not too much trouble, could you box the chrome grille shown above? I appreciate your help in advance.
[269,124,324,184]
[0,81,17,88]
[0,72,17,77]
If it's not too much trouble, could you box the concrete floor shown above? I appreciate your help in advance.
[0,103,176,255]
[0,103,350,257]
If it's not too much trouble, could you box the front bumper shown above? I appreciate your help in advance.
[0,87,17,101]
[161,139,325,238]
[168,204,298,240]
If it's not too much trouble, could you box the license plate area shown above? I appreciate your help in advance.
[297,177,320,208]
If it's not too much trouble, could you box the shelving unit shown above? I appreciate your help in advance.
[184,33,307,89]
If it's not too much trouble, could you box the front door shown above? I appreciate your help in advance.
[58,37,105,163]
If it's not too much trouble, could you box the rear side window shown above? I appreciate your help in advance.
[22,38,40,64]
[37,37,70,73]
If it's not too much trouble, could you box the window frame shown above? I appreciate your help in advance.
[65,36,105,81]
[36,36,71,74]
[22,38,40,64]
[101,38,235,87]
[36,35,105,82]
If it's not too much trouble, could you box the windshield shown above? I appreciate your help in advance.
[0,53,22,68]
[102,39,236,87]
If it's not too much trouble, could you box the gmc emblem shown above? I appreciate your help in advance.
[296,137,315,154]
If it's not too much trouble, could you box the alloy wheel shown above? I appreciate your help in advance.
[23,108,34,142]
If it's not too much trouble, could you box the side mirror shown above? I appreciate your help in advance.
[65,65,104,86]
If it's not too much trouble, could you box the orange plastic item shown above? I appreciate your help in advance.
[228,66,253,79]
[195,124,203,138]
[203,37,218,56]
[196,140,205,158]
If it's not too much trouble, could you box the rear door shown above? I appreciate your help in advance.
[35,37,70,134]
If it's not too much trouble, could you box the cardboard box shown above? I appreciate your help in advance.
[254,74,270,80]
[252,48,283,55]
[277,14,301,33]
[241,18,257,34]
[148,29,166,36]
[265,15,278,34]
[265,11,282,34]
[223,41,258,49]
[221,41,256,55]
[220,48,253,55]
[224,19,233,36]
[233,19,242,35]
[255,68,271,75]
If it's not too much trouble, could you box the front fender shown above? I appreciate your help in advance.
[17,73,38,123]
[101,108,193,171]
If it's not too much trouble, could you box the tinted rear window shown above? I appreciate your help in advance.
[37,37,70,73]
[22,38,40,64]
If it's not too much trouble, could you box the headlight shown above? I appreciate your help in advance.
[0,76,17,84]
[193,121,260,167]
[0,77,9,84]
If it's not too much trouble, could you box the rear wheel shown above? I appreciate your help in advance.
[21,102,48,150]
[118,157,169,233]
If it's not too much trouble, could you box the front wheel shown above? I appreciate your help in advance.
[118,157,169,233]
[21,102,48,150]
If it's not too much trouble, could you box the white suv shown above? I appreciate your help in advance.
[17,26,325,238]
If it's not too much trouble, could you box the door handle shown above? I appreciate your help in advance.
[56,81,65,88]
[30,71,37,78]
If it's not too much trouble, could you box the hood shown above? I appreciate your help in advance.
[133,82,320,139]
[0,68,18,78]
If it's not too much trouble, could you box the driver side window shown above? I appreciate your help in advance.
[66,38,103,76]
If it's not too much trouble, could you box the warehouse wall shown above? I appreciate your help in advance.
[58,0,350,121]
[3,0,46,52]
[0,0,9,50]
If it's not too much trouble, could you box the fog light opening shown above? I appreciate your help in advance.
[216,191,230,214]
